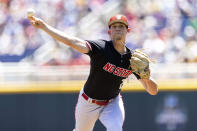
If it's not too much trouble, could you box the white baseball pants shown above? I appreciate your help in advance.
[73,89,125,131]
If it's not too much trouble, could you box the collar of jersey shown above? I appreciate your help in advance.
[110,41,131,57]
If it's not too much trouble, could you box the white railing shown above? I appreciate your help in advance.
[0,63,196,83]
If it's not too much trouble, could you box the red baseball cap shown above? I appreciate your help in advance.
[108,14,129,28]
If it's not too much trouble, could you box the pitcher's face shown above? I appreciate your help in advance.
[109,23,128,41]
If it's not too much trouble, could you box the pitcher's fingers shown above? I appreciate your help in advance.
[27,16,36,21]
[30,21,35,25]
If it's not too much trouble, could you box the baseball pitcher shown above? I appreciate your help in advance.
[28,13,158,131]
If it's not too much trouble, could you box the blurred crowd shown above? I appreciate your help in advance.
[0,0,197,66]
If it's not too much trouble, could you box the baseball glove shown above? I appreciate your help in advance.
[130,49,151,79]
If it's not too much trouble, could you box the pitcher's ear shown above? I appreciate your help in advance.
[108,30,111,34]
[127,28,131,32]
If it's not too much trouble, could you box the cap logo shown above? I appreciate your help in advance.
[108,14,129,27]
[116,15,122,20]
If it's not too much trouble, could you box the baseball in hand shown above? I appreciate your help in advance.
[27,8,35,17]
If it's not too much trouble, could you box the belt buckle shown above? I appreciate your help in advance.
[87,98,93,103]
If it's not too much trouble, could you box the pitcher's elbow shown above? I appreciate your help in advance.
[150,88,158,95]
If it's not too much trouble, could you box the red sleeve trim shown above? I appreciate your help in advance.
[85,41,92,51]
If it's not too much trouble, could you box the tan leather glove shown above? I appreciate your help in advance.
[130,49,151,79]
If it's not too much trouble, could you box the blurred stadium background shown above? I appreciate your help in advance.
[0,0,197,131]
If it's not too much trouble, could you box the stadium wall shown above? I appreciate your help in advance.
[0,91,196,131]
